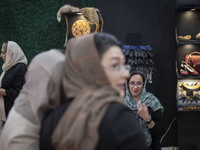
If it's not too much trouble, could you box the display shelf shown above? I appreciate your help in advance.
[176,44,200,79]
[176,74,200,79]
[176,8,200,45]
[176,63,200,79]
[177,79,200,111]
[177,40,200,45]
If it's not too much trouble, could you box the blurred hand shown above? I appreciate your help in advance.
[0,88,6,96]
[137,100,151,122]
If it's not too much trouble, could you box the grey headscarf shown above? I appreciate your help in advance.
[124,79,163,147]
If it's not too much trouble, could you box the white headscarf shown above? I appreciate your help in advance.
[0,41,27,133]
[2,41,28,72]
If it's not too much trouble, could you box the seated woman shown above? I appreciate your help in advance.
[40,33,148,150]
[124,70,164,150]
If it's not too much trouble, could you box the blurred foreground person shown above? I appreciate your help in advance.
[0,49,65,150]
[0,41,27,132]
[40,33,148,150]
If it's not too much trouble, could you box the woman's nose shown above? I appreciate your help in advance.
[122,69,130,79]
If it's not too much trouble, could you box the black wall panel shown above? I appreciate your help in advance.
[177,0,200,7]
[95,0,177,147]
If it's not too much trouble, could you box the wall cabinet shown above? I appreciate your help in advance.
[176,7,200,111]
[176,5,200,150]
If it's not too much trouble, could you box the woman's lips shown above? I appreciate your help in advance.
[132,90,139,93]
[118,84,125,91]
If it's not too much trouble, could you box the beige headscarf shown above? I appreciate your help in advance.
[52,34,123,150]
[2,41,28,72]
[0,41,27,133]
[14,49,65,125]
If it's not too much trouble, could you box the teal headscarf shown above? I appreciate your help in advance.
[124,81,163,147]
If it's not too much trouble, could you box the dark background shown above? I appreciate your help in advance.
[94,0,177,147]
[3,0,200,148]
[0,0,66,65]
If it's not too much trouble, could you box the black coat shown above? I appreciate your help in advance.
[149,109,164,150]
[1,63,27,117]
[40,100,148,150]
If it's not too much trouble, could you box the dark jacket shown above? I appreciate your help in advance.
[40,101,148,150]
[1,63,27,117]
[149,109,164,150]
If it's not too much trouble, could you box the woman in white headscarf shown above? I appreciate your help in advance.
[0,41,27,132]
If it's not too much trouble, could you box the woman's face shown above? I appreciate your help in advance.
[101,45,130,97]
[1,47,6,62]
[128,74,144,100]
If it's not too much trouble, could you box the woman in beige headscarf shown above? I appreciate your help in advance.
[0,49,65,150]
[0,41,27,132]
[40,33,148,150]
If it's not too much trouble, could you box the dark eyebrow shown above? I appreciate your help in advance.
[110,57,120,60]
[110,56,125,63]
[130,81,143,83]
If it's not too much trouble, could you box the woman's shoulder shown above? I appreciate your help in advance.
[6,63,27,74]
[102,102,138,125]
[97,102,148,150]
[12,63,27,70]
[106,102,132,115]
[144,92,163,111]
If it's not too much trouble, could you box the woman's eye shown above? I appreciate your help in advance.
[112,64,120,70]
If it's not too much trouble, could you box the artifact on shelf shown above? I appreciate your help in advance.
[57,4,104,45]
[185,52,200,73]
[177,80,200,111]
[177,35,191,41]
[179,64,189,76]
[180,61,198,76]
[196,32,200,40]
[122,45,154,83]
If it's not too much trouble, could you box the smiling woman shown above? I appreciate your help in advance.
[125,70,164,150]
[40,33,148,150]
